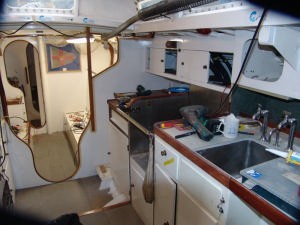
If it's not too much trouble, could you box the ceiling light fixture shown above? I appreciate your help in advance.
[66,37,95,44]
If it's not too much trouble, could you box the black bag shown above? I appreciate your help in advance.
[0,177,13,209]
[47,213,83,225]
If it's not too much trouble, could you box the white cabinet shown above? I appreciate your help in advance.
[154,137,178,225]
[130,158,153,225]
[154,135,275,225]
[154,163,176,225]
[177,158,226,225]
[148,47,209,85]
[176,186,219,225]
[154,136,227,225]
[148,46,231,93]
[177,49,209,85]
[149,48,165,76]
[226,191,273,225]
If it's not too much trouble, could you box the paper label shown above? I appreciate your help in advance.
[164,158,174,166]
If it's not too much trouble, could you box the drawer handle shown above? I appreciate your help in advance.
[163,222,169,225]
[161,150,167,156]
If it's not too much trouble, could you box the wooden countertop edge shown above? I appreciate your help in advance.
[154,123,298,225]
[107,99,120,110]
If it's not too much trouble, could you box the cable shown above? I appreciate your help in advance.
[0,20,85,37]
[0,119,6,167]
[0,21,33,35]
[35,21,85,37]
[211,7,268,117]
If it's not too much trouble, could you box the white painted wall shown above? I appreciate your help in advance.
[38,37,88,133]
[4,122,49,189]
[37,36,114,133]
[74,39,172,179]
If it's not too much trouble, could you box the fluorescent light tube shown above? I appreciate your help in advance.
[66,37,95,44]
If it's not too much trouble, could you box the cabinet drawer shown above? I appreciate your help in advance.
[155,136,179,180]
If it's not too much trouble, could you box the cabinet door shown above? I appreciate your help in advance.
[149,48,165,75]
[177,50,209,85]
[131,163,153,225]
[154,163,176,225]
[108,122,129,197]
[179,158,224,221]
[155,137,179,181]
[226,191,272,225]
[176,186,218,225]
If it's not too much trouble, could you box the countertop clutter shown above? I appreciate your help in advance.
[154,119,300,225]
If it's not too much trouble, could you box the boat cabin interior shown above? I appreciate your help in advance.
[0,0,300,224]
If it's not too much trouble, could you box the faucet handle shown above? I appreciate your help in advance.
[282,110,292,118]
[257,103,262,110]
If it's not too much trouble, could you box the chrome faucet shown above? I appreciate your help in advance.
[277,111,291,130]
[252,104,269,142]
[286,117,297,151]
[268,128,280,146]
[267,111,290,146]
[275,111,297,151]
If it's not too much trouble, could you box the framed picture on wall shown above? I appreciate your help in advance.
[46,43,81,72]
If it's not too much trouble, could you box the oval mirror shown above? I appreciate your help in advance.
[1,35,118,182]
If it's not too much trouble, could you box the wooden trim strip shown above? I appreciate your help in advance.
[86,27,95,131]
[78,200,130,217]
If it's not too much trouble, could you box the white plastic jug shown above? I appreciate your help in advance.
[216,113,240,138]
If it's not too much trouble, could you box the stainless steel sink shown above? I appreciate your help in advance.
[196,140,278,178]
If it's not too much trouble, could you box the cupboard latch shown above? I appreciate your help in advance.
[161,150,167,156]
[217,196,225,214]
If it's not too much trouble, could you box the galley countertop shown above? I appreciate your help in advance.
[107,98,300,225]
[154,119,300,225]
